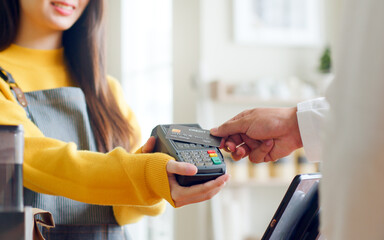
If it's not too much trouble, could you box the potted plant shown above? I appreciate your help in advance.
[315,46,334,95]
[319,46,332,74]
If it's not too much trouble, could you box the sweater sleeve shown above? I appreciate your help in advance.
[0,79,176,225]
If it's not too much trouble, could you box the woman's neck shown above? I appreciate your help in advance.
[14,17,63,50]
[15,33,63,50]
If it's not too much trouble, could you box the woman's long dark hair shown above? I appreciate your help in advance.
[0,0,135,152]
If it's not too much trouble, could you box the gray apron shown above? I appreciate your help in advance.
[1,67,131,240]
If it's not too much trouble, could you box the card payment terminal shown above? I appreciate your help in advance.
[151,124,226,186]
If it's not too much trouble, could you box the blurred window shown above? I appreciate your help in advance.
[120,1,174,240]
[121,0,173,139]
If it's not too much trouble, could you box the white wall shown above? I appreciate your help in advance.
[106,0,123,81]
[173,0,327,125]
[200,0,324,83]
[172,0,200,123]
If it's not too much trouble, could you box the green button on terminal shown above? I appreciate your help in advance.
[211,157,222,165]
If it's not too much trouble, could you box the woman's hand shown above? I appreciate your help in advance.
[142,136,230,207]
[166,161,230,207]
[141,136,157,153]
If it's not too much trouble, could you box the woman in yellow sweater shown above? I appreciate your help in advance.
[0,0,229,239]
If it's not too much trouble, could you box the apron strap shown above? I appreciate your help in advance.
[0,66,28,107]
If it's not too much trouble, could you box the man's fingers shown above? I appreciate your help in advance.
[241,134,261,149]
[224,141,237,152]
[248,139,274,163]
[264,153,274,162]
[229,144,248,160]
[167,160,198,176]
[223,134,244,152]
[224,133,253,152]
[210,118,247,137]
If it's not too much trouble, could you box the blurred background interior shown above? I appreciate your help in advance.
[106,0,333,239]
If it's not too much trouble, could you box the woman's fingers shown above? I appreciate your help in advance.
[166,160,198,176]
[141,136,156,153]
[174,184,224,207]
[169,174,230,207]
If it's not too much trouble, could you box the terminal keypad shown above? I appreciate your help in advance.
[175,141,222,166]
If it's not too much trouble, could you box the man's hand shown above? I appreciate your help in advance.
[210,107,302,163]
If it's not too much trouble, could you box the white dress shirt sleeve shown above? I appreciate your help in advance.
[296,97,329,162]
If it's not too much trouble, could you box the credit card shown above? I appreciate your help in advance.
[165,125,222,147]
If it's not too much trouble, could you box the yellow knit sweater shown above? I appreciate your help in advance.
[0,44,175,225]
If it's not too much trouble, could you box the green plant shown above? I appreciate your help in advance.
[318,46,332,73]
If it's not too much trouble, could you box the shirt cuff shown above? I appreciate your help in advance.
[296,97,329,162]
